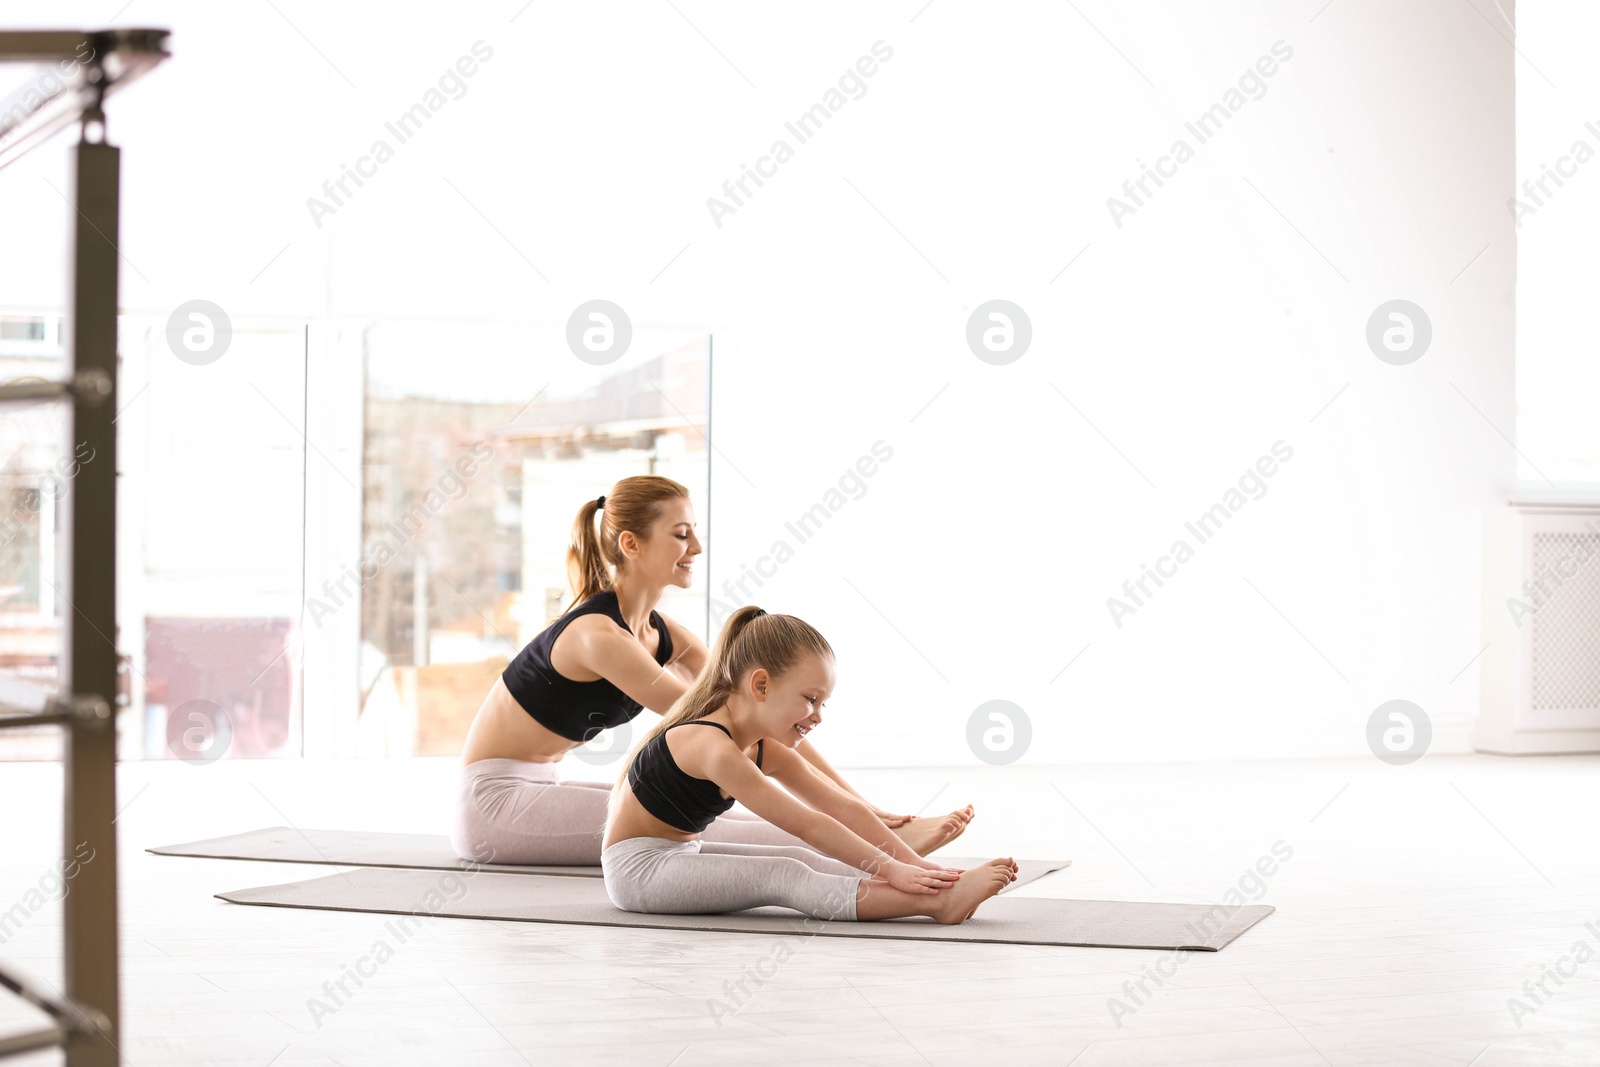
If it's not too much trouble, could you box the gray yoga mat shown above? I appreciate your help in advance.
[150,826,1068,894]
[150,827,605,877]
[218,866,1271,950]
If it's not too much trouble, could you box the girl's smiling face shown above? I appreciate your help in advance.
[747,650,836,747]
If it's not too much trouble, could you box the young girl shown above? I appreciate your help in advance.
[450,475,974,866]
[602,606,1018,923]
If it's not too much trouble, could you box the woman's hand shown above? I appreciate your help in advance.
[873,808,913,827]
[884,861,959,895]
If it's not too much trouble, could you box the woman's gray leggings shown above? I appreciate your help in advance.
[602,836,865,921]
[448,758,816,866]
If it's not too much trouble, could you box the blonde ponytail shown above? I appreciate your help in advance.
[608,606,834,809]
[564,475,690,610]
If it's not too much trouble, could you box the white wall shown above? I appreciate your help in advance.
[1,1,1520,765]
[1514,0,1600,485]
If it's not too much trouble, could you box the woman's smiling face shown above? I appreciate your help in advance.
[626,495,701,587]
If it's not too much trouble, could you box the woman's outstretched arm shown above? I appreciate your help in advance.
[764,744,952,870]
[793,742,912,825]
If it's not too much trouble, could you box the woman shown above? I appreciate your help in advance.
[603,605,1016,922]
[450,474,974,865]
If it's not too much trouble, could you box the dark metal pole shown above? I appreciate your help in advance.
[61,131,121,1067]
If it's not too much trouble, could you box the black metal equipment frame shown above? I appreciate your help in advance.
[0,27,168,1067]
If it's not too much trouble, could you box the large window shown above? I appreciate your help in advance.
[119,315,309,761]
[0,314,71,759]
[0,311,309,761]
[0,310,710,763]
[354,321,711,758]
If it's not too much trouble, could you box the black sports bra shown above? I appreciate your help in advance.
[501,590,674,743]
[627,720,764,833]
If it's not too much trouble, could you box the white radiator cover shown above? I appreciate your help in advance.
[1478,504,1600,753]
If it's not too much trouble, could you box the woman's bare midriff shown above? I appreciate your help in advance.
[457,676,583,765]
[459,609,695,771]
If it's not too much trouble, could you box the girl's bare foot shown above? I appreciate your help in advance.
[959,857,1018,920]
[893,805,976,855]
[930,858,1015,925]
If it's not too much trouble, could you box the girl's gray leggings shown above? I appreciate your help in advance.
[448,758,816,866]
[601,836,865,921]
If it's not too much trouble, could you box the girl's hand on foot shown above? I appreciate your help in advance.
[886,861,955,895]
[873,809,913,827]
[915,859,964,877]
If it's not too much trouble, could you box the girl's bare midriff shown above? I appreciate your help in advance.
[602,715,764,851]
[603,781,700,851]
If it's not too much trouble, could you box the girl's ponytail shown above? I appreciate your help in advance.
[609,606,833,801]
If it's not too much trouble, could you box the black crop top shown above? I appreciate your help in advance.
[501,590,674,743]
[628,720,764,833]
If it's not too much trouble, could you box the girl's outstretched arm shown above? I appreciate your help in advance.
[764,744,953,871]
[794,740,912,825]
[671,618,910,823]
[667,619,911,823]
[685,732,956,895]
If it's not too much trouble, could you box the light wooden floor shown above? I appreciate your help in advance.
[1,752,1597,1066]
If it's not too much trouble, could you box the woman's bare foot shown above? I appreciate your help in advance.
[929,858,1015,924]
[892,805,976,855]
